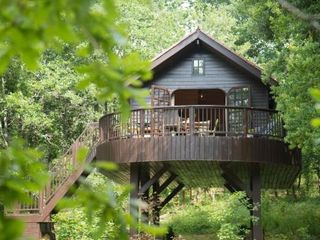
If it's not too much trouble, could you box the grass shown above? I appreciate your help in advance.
[178,234,218,240]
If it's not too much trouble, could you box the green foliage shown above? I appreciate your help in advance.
[166,193,250,239]
[53,173,123,240]
[2,0,320,239]
[262,196,320,240]
[0,0,154,239]
[231,0,320,195]
[116,0,248,60]
[310,88,320,140]
[217,224,242,240]
[0,139,49,240]
[168,206,214,234]
[270,40,320,153]
[53,208,118,240]
[54,172,167,240]
[0,0,151,116]
[165,192,320,240]
[1,48,105,160]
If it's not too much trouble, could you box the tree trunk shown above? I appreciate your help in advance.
[0,76,8,147]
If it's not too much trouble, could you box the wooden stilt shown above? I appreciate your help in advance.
[250,165,263,240]
[130,163,140,236]
[140,164,150,224]
[152,181,160,226]
[220,163,264,240]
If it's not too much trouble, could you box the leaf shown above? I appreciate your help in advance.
[311,118,320,127]
[309,88,320,101]
[94,161,118,171]
[76,146,89,163]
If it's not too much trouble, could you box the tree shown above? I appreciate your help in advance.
[0,1,155,239]
[230,0,320,194]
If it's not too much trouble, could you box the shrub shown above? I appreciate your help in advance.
[166,192,250,239]
[262,196,320,240]
[167,206,216,234]
[53,208,117,240]
[217,223,242,240]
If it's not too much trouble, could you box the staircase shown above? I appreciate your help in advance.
[6,122,100,239]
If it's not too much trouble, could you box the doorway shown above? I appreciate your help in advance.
[173,89,225,106]
[173,89,226,134]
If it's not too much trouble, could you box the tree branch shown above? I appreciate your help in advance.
[278,0,320,31]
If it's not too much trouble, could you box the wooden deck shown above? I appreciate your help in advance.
[97,105,301,189]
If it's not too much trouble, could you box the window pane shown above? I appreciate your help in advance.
[193,59,205,75]
[228,87,250,107]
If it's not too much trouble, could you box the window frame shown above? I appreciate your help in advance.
[192,58,205,76]
[226,86,252,134]
[227,86,251,107]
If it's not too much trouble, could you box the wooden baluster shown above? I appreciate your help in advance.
[39,191,44,214]
[100,118,104,142]
[107,115,110,141]
[72,140,78,168]
[244,108,248,136]
[140,109,145,137]
[189,106,194,135]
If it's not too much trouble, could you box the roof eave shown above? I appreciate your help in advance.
[150,29,278,86]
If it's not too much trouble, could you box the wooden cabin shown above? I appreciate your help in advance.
[97,29,301,239]
[9,29,301,240]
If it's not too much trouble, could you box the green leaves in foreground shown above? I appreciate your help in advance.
[56,169,166,239]
[310,88,320,145]
[0,139,49,240]
[0,0,152,116]
[54,148,166,239]
[310,88,320,128]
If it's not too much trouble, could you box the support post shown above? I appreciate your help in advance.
[130,163,140,236]
[152,181,160,226]
[140,164,150,224]
[220,163,252,198]
[250,165,263,240]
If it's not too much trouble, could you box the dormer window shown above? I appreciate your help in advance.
[193,59,204,75]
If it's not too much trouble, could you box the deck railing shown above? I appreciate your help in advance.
[45,122,99,203]
[99,105,284,142]
[6,122,99,216]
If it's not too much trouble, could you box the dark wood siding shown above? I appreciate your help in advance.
[132,46,269,108]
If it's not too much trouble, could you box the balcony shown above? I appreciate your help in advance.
[96,105,301,189]
[100,105,284,141]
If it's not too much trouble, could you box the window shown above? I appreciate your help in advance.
[228,87,250,107]
[227,87,250,133]
[193,59,204,75]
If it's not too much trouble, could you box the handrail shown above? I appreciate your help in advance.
[7,122,99,216]
[101,105,278,117]
[45,122,99,203]
[99,105,284,142]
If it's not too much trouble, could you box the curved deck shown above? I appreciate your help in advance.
[96,105,301,189]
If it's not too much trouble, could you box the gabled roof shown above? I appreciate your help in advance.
[150,28,276,85]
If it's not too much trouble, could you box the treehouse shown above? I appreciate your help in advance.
[10,29,301,240]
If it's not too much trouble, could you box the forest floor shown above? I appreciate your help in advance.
[176,234,217,240]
